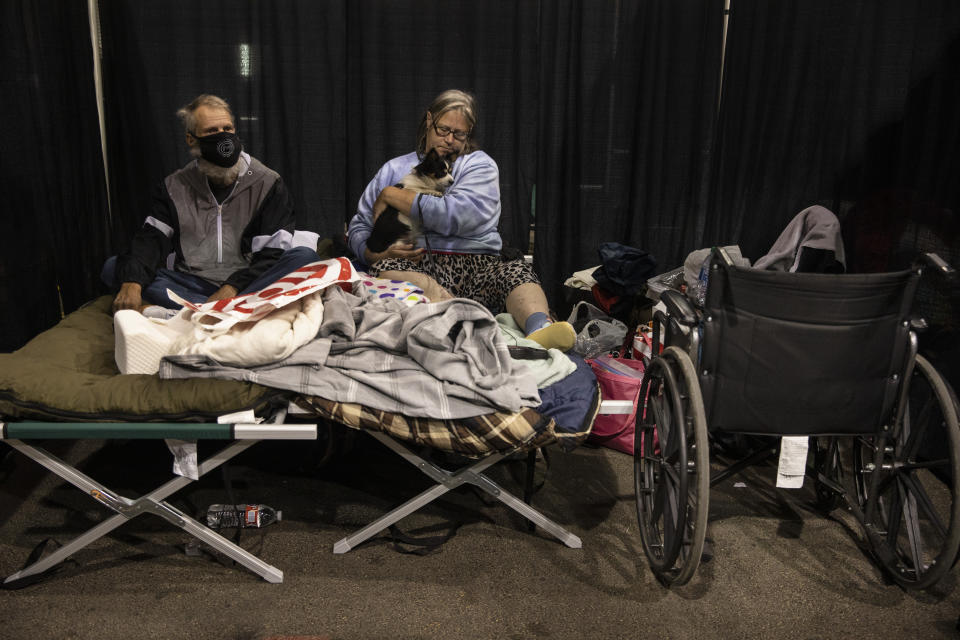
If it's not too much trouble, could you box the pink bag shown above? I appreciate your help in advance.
[631,325,662,363]
[587,356,645,455]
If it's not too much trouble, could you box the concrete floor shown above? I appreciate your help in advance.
[1,430,958,640]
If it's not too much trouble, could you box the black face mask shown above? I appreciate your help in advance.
[193,131,242,167]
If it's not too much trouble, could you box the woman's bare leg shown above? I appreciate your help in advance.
[505,282,575,351]
[378,270,454,302]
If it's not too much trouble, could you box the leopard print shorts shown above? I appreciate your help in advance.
[370,252,540,314]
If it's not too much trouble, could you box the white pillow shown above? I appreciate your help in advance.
[114,310,191,374]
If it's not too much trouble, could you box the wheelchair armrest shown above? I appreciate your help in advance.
[660,289,699,327]
[714,246,736,267]
[921,252,956,279]
[908,315,929,333]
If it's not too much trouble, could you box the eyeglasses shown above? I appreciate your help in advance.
[432,121,470,141]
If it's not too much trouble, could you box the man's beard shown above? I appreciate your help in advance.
[190,147,242,186]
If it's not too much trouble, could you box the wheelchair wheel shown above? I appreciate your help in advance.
[853,354,960,589]
[634,346,709,586]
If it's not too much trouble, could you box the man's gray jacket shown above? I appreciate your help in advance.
[117,152,295,291]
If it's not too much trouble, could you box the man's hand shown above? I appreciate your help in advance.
[206,284,239,303]
[113,282,143,314]
[364,243,424,266]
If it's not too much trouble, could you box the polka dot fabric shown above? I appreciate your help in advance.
[355,276,429,306]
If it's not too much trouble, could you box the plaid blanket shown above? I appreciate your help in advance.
[296,396,593,458]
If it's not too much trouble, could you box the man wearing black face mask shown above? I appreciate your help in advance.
[104,94,317,314]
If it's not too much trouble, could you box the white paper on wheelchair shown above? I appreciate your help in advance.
[776,436,809,488]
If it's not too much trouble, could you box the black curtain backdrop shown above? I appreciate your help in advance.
[99,0,538,254]
[535,0,725,307]
[98,0,721,309]
[98,0,350,251]
[709,0,960,267]
[0,1,110,351]
[4,1,960,350]
[344,1,540,250]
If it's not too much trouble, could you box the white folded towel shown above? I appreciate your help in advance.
[564,265,599,291]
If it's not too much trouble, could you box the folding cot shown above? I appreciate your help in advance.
[0,293,606,584]
[294,362,604,554]
[1,418,316,585]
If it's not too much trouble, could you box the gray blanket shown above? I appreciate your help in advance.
[753,205,846,272]
[160,286,541,419]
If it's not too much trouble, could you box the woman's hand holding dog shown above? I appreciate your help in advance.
[373,186,417,221]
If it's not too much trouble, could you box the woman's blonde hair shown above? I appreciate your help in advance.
[415,89,479,158]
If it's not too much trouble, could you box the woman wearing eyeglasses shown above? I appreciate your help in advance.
[347,89,575,351]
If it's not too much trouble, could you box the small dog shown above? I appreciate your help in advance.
[366,148,453,253]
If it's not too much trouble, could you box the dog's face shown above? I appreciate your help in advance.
[412,148,454,190]
[367,149,453,254]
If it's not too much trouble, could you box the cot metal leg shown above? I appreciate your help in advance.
[333,482,458,554]
[333,432,581,553]
[3,439,284,584]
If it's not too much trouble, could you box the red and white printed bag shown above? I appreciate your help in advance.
[168,257,359,334]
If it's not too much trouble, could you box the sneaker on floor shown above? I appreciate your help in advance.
[527,321,576,352]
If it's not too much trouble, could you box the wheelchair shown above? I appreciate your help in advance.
[634,248,960,589]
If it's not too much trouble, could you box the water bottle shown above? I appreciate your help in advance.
[206,504,282,529]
